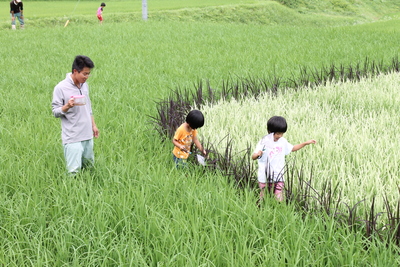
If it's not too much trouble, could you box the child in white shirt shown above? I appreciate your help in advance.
[252,116,316,202]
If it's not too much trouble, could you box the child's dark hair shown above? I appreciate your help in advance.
[72,55,94,72]
[186,110,204,129]
[267,116,287,133]
[101,2,106,7]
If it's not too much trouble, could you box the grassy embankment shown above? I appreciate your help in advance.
[1,0,399,29]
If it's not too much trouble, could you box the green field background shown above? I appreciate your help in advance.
[1,0,400,265]
[1,0,257,20]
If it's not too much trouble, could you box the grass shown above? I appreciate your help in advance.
[151,58,400,244]
[1,0,400,265]
[1,0,399,29]
[0,0,259,20]
[197,72,400,208]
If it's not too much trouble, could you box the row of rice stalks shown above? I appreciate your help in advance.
[149,56,400,248]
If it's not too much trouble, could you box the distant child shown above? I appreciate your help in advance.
[97,3,106,24]
[172,110,207,168]
[252,116,316,202]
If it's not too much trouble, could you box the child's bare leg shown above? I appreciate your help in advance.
[258,182,266,204]
[274,182,284,202]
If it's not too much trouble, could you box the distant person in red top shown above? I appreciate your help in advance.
[97,2,106,24]
[10,0,24,30]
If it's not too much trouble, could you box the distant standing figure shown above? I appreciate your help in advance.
[252,116,316,202]
[172,110,207,168]
[52,55,100,175]
[10,0,24,30]
[97,2,106,24]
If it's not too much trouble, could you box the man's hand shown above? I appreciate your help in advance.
[93,125,99,138]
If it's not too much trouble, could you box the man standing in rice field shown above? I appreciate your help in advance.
[10,0,24,30]
[52,55,99,175]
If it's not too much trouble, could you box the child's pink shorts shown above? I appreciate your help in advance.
[259,182,284,193]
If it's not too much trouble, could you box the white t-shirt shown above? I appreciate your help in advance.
[253,133,294,183]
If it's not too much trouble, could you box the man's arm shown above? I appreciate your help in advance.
[91,116,99,138]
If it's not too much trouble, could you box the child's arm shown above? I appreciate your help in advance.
[252,151,263,160]
[172,138,188,153]
[292,139,316,152]
[193,136,206,156]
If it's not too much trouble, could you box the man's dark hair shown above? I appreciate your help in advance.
[267,116,287,133]
[186,110,204,129]
[72,55,94,72]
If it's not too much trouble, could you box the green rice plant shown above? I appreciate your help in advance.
[382,195,400,246]
[202,72,400,244]
[199,72,400,202]
[152,56,400,161]
[151,56,400,251]
[3,0,399,30]
[1,3,400,264]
